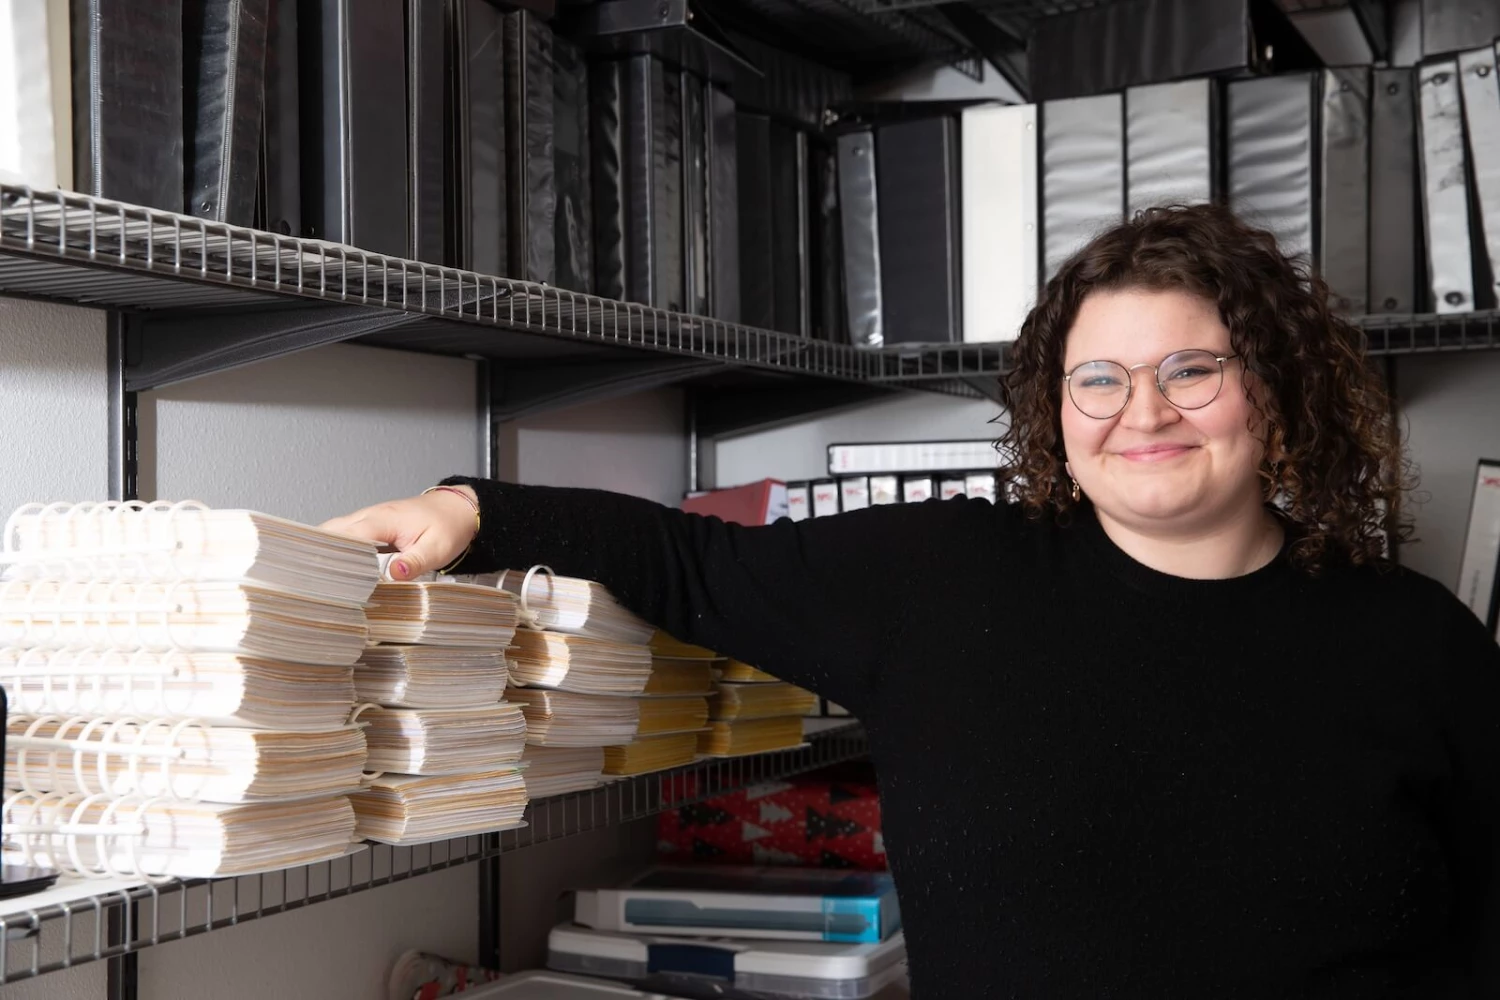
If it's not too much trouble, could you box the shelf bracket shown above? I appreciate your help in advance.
[956,375,1005,405]
[125,303,430,392]
[1352,0,1390,64]
[562,0,763,86]
[491,357,729,424]
[932,3,1029,102]
[693,382,897,439]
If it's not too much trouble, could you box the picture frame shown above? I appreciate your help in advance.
[1456,458,1500,633]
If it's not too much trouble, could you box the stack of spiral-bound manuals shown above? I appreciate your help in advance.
[349,570,529,845]
[0,500,382,881]
[461,570,706,781]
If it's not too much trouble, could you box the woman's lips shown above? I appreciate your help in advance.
[1117,444,1197,463]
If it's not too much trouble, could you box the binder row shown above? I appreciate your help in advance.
[785,471,999,521]
[11,5,1487,341]
[831,51,1500,341]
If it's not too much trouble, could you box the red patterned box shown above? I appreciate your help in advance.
[657,763,885,870]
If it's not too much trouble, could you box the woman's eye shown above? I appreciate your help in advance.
[1081,376,1121,389]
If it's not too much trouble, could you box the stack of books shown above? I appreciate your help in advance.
[0,501,380,879]
[465,572,707,780]
[350,580,529,844]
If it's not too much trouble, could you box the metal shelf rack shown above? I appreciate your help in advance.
[0,721,867,986]
[0,185,1005,422]
[5,184,1496,429]
[1358,309,1500,356]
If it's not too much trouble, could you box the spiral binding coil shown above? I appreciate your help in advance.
[6,713,214,803]
[348,702,386,783]
[0,645,213,718]
[1,788,170,883]
[1,500,221,584]
[511,565,556,631]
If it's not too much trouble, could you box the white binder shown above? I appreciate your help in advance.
[960,103,1037,343]
[1459,46,1500,305]
[1319,68,1371,314]
[1417,58,1476,313]
[1125,78,1215,213]
[1041,93,1124,282]
[1227,73,1316,265]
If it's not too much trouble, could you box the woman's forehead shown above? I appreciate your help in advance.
[1064,288,1230,363]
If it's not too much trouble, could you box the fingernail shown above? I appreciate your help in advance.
[393,559,409,579]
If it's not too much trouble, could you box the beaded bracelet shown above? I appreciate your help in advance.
[422,485,481,574]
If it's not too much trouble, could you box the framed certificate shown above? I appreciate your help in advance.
[1457,458,1500,632]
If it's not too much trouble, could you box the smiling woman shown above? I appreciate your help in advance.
[324,203,1500,998]
[1001,202,1408,578]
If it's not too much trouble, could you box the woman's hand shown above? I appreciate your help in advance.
[320,485,480,580]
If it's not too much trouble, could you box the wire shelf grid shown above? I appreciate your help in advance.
[1357,309,1500,356]
[5,187,1498,387]
[0,722,866,985]
[0,186,1011,385]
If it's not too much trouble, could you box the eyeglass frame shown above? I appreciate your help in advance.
[1061,350,1243,420]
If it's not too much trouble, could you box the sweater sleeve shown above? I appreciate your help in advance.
[1434,590,1500,989]
[438,475,997,718]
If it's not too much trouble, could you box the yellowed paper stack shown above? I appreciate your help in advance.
[0,500,381,879]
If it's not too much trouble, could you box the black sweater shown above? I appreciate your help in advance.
[443,476,1500,998]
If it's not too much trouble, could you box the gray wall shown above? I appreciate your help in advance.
[1394,351,1500,590]
[498,389,688,507]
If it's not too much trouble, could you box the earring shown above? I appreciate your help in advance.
[1071,479,1081,502]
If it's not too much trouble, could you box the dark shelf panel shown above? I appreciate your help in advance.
[0,721,867,986]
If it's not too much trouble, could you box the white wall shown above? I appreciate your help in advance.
[0,299,109,513]
[1394,352,1500,590]
[139,343,481,523]
[0,298,109,1000]
[498,389,688,507]
[711,391,1000,487]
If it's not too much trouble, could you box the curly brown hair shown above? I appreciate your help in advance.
[996,202,1411,573]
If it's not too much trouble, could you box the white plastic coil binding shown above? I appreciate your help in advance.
[0,646,200,719]
[347,702,386,783]
[510,564,556,631]
[7,713,209,802]
[0,499,215,584]
[0,575,206,651]
[1,788,168,883]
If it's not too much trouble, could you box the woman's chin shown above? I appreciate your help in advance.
[1100,485,1207,526]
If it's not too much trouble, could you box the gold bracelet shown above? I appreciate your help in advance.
[423,485,480,574]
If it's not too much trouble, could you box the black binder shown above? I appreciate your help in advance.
[452,0,508,275]
[736,111,775,331]
[406,0,446,264]
[706,84,739,324]
[592,55,686,311]
[505,11,555,284]
[769,121,809,337]
[683,72,710,318]
[553,34,593,294]
[72,0,185,212]
[300,0,408,255]
[185,0,270,226]
[808,135,845,343]
[1369,67,1419,313]
[876,115,961,344]
[260,0,301,236]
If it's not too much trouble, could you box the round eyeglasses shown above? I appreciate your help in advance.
[1063,350,1241,420]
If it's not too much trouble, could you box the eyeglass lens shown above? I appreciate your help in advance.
[1068,350,1225,419]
